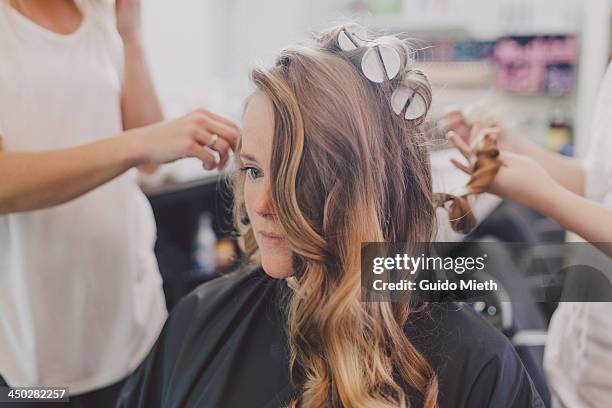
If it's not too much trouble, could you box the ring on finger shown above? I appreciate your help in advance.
[206,134,219,149]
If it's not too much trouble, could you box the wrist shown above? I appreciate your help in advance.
[502,130,530,155]
[115,129,150,167]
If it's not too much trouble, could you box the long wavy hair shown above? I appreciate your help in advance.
[232,25,441,408]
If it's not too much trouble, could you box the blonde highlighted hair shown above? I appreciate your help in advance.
[231,24,499,408]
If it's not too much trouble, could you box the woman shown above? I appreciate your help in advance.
[117,25,543,408]
[0,0,237,406]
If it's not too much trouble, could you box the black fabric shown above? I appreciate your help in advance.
[117,267,545,408]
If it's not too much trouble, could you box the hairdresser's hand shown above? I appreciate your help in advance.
[115,0,141,42]
[440,109,525,153]
[439,109,472,142]
[131,109,239,170]
[448,127,559,213]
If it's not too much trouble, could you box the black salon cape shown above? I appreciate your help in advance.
[116,267,544,408]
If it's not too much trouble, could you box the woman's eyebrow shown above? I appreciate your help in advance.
[239,153,259,163]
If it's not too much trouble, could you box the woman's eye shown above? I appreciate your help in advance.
[240,166,262,180]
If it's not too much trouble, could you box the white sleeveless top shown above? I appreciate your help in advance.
[0,1,166,394]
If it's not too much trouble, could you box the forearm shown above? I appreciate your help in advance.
[444,111,585,195]
[536,184,612,243]
[511,136,585,196]
[0,133,144,214]
[121,38,163,130]
[121,38,163,173]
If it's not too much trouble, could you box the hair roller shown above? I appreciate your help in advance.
[391,70,432,124]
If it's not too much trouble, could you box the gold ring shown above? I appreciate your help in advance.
[207,134,219,149]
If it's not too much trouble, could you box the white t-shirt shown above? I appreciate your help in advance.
[544,62,612,408]
[0,1,167,395]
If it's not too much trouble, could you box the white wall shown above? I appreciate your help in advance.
[141,0,348,121]
[141,0,211,115]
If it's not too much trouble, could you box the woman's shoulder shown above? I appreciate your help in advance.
[171,265,276,322]
[78,0,115,19]
[407,302,510,353]
[117,266,285,408]
[406,303,545,407]
[405,302,514,379]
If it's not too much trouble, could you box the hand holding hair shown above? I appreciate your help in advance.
[434,124,502,234]
[439,106,532,156]
[446,124,559,219]
[448,126,612,244]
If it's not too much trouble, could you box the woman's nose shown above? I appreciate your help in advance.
[254,184,274,218]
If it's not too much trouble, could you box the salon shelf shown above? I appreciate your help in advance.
[415,61,494,88]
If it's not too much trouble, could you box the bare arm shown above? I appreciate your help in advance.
[0,2,238,215]
[120,39,162,174]
[0,133,142,214]
[510,134,585,196]
[0,111,239,215]
[449,127,611,244]
[121,40,163,130]
[116,0,163,173]
[441,110,586,196]
[545,184,612,243]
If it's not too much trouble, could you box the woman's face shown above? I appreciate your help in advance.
[240,92,294,278]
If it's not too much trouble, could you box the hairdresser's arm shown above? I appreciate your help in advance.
[501,155,612,243]
[0,112,237,215]
[502,129,585,196]
[544,183,612,243]
[449,136,612,242]
[442,110,585,195]
[116,0,163,173]
[0,134,143,215]
[491,152,612,242]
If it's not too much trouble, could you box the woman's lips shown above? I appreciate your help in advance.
[258,231,284,246]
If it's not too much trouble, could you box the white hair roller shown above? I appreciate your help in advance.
[335,24,431,123]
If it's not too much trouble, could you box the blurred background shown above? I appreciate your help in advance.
[141,0,612,155]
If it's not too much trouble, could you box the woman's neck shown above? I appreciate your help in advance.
[10,0,83,35]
